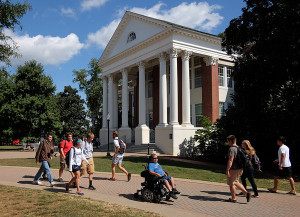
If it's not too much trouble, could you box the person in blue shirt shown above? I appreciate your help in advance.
[148,154,180,199]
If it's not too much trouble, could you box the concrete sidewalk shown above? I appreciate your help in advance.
[0,165,299,217]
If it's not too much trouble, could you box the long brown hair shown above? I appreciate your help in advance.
[242,140,256,159]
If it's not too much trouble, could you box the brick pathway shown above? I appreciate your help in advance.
[0,165,299,217]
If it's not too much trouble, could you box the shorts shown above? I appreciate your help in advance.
[274,166,292,178]
[72,165,81,173]
[112,155,123,165]
[161,176,172,182]
[60,156,66,169]
[81,157,95,175]
[227,169,243,186]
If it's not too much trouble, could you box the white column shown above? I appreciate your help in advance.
[108,74,114,129]
[113,78,118,129]
[158,52,168,126]
[169,48,179,125]
[137,61,146,126]
[182,50,193,126]
[224,66,228,88]
[121,69,128,127]
[102,76,108,128]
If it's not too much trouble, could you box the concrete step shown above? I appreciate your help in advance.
[96,143,164,155]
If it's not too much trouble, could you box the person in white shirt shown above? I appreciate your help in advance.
[81,133,96,190]
[66,138,89,195]
[268,136,296,195]
[108,131,131,181]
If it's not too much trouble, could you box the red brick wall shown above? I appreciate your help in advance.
[202,60,219,122]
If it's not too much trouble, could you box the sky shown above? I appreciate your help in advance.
[5,0,246,99]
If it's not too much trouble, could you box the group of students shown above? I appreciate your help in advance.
[33,131,131,196]
[225,135,297,203]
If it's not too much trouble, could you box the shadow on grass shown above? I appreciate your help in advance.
[44,187,69,193]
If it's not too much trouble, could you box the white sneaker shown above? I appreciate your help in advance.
[33,180,42,185]
[50,182,56,187]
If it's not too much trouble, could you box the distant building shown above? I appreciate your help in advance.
[99,11,234,155]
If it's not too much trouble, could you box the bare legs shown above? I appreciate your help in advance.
[111,163,128,179]
[67,171,81,192]
[271,176,296,194]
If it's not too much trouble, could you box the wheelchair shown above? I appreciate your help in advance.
[134,163,171,203]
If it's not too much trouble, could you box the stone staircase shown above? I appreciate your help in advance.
[96,143,164,155]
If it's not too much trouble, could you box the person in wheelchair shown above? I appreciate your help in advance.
[148,154,180,199]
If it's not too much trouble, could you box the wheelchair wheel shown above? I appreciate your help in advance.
[141,189,153,202]
[153,193,162,203]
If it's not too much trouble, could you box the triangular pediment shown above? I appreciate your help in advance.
[99,11,170,63]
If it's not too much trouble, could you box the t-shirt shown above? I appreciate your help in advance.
[278,144,291,167]
[228,146,240,169]
[68,147,88,171]
[113,137,123,157]
[60,140,73,156]
[148,162,165,176]
[82,140,93,159]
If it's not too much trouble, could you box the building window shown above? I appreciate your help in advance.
[227,67,233,88]
[194,67,202,88]
[127,32,136,43]
[219,102,225,117]
[218,66,224,86]
[189,56,202,89]
[194,56,201,66]
[195,103,202,127]
[147,71,153,98]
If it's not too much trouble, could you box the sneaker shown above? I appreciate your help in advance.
[246,192,251,203]
[77,190,84,196]
[169,192,178,199]
[66,184,70,192]
[127,173,132,182]
[50,182,56,187]
[33,180,42,185]
[57,177,64,182]
[172,188,181,194]
[88,185,96,190]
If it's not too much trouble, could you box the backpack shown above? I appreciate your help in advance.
[118,139,126,154]
[65,147,76,168]
[235,146,252,168]
[252,153,262,171]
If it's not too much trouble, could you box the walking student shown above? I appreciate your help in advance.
[239,140,260,198]
[226,135,251,203]
[58,132,73,182]
[33,134,55,186]
[81,133,96,190]
[268,136,296,195]
[108,131,131,181]
[66,138,89,195]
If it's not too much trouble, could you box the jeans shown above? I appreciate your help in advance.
[241,166,258,196]
[34,161,54,183]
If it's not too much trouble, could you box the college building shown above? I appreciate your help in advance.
[99,11,234,155]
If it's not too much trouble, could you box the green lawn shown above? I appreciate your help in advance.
[0,185,160,217]
[0,146,23,152]
[0,156,299,192]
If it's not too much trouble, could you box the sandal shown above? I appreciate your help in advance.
[252,195,259,198]
[287,191,296,195]
[108,178,116,181]
[268,188,277,193]
[225,198,237,203]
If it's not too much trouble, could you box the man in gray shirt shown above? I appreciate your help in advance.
[81,133,96,190]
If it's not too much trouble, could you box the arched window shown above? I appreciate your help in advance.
[127,32,136,43]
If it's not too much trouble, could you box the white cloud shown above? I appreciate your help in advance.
[86,1,223,49]
[61,7,76,19]
[5,29,84,66]
[81,0,109,11]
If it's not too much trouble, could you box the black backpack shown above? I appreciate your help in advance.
[235,146,252,168]
[65,147,76,168]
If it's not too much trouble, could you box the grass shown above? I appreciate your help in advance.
[0,145,22,152]
[0,156,299,192]
[0,185,161,217]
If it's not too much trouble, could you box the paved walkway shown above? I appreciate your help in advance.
[0,153,299,217]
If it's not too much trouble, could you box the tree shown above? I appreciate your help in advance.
[56,85,89,140]
[221,0,300,167]
[0,0,31,65]
[73,58,102,137]
[0,61,62,144]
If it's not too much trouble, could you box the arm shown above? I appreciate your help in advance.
[279,153,285,170]
[69,148,74,171]
[149,170,162,178]
[226,156,234,177]
[35,142,43,163]
[81,148,89,164]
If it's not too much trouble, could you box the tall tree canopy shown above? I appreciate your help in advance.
[0,61,62,143]
[220,0,300,166]
[73,58,102,137]
[56,85,89,140]
[0,0,31,65]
